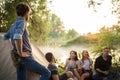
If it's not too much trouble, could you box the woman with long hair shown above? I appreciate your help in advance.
[59,50,81,80]
[79,50,93,80]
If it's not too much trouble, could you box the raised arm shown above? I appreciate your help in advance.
[59,59,68,69]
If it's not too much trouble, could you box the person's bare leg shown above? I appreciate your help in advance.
[73,69,81,80]
[81,72,89,80]
[67,78,74,80]
[74,77,78,80]
[66,71,73,78]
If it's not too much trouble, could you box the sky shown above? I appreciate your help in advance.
[48,0,118,34]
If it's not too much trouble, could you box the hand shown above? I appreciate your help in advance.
[82,65,86,70]
[103,71,109,75]
[89,66,92,70]
[19,51,30,57]
[58,65,63,68]
[58,65,61,67]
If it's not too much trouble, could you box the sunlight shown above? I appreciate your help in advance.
[48,0,118,34]
[60,55,68,63]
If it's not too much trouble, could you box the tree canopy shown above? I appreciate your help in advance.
[0,0,52,44]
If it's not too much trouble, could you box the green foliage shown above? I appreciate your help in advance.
[48,14,65,38]
[0,0,52,44]
[88,0,120,17]
[56,58,66,74]
[66,29,78,40]
[88,0,103,12]
[92,26,120,54]
[87,1,120,73]
[0,0,80,45]
[87,0,120,53]
[26,0,52,44]
[91,27,120,76]
[0,0,16,32]
[62,36,88,46]
[47,14,80,46]
[47,14,68,46]
[58,67,65,74]
[62,35,98,47]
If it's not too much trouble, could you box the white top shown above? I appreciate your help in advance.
[80,59,92,70]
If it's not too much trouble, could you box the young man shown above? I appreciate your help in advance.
[93,47,115,80]
[45,52,73,80]
[3,2,50,80]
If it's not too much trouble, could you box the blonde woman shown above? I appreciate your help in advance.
[79,50,93,80]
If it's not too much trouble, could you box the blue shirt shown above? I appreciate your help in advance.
[3,17,32,54]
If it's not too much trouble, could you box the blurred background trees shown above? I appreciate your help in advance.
[0,0,120,77]
[0,0,52,45]
[0,0,79,45]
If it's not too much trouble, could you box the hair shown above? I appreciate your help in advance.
[103,46,109,50]
[81,50,90,64]
[68,50,78,61]
[16,2,30,17]
[45,52,55,62]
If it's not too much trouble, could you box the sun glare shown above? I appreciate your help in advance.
[60,55,68,63]
[48,0,118,34]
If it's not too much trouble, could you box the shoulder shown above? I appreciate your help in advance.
[108,55,112,57]
[16,17,25,23]
[89,58,93,63]
[108,55,112,60]
[48,63,59,75]
[66,58,70,63]
[48,63,57,71]
[16,18,26,26]
[96,55,102,61]
[97,55,102,59]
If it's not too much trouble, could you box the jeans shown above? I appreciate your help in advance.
[93,71,116,80]
[93,72,104,80]
[17,56,51,80]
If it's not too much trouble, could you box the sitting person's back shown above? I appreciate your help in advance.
[45,52,73,80]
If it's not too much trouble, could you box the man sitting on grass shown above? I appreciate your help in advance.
[93,47,116,80]
[45,52,73,80]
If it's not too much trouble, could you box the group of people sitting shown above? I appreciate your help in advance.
[3,2,117,80]
[45,47,116,80]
